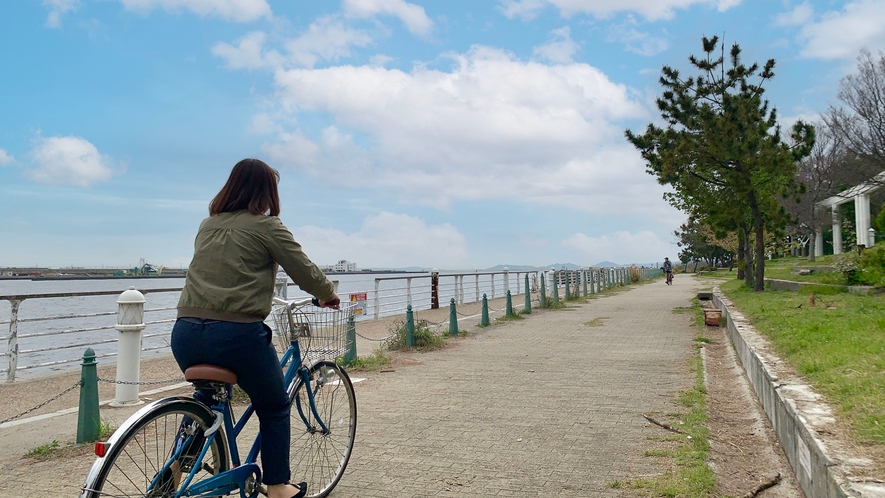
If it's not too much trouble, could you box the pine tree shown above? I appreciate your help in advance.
[626,36,815,290]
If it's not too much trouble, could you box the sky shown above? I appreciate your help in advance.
[2,0,884,270]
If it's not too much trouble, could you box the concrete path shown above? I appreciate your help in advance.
[0,277,703,497]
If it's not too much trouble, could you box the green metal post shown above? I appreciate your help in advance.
[582,270,588,296]
[77,348,100,444]
[481,293,490,326]
[564,271,571,300]
[344,314,357,365]
[405,304,416,347]
[539,274,547,308]
[553,271,560,304]
[506,290,513,317]
[448,298,459,335]
[524,275,531,314]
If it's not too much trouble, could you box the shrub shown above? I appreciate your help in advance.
[384,318,446,351]
[857,243,885,288]
[629,266,641,283]
[832,251,860,284]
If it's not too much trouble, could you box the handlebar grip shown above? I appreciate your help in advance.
[311,298,320,307]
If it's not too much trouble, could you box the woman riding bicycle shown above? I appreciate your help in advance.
[172,158,339,498]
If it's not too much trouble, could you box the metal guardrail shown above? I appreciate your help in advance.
[0,288,182,382]
[0,267,660,382]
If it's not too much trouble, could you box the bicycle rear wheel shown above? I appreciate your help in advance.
[80,397,229,498]
[289,361,357,498]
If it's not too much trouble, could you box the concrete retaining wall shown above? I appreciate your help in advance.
[713,289,884,497]
[764,278,876,295]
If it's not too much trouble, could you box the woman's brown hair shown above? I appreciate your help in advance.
[209,158,281,216]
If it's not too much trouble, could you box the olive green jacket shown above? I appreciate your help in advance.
[177,211,335,322]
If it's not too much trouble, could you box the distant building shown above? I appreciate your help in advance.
[322,260,358,272]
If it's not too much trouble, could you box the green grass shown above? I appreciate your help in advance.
[494,313,525,323]
[721,279,885,445]
[25,440,60,459]
[25,437,93,461]
[762,255,847,285]
[346,349,392,371]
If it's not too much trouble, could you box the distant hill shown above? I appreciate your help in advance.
[592,261,620,268]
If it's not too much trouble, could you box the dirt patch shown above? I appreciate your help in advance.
[702,324,805,497]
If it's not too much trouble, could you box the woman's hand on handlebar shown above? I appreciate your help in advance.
[318,293,340,309]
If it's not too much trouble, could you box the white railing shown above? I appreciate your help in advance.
[0,288,182,382]
[0,266,660,382]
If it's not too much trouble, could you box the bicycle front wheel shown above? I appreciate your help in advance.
[80,397,229,498]
[290,360,357,498]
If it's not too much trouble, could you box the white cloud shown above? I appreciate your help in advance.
[533,27,580,63]
[0,148,14,165]
[607,17,669,56]
[284,16,373,68]
[498,0,548,21]
[117,0,271,22]
[261,46,671,216]
[43,0,79,28]
[370,54,395,67]
[212,31,282,70]
[27,136,118,187]
[290,212,468,268]
[794,0,885,60]
[248,113,283,135]
[213,18,372,70]
[562,230,675,264]
[499,0,741,22]
[773,2,813,27]
[343,0,433,36]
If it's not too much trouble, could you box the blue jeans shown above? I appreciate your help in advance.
[171,318,291,485]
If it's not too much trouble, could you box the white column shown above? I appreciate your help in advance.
[814,227,824,257]
[832,205,843,255]
[112,287,146,407]
[855,194,871,247]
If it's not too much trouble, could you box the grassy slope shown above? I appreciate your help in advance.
[720,277,885,445]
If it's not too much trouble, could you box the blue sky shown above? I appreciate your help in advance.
[2,0,884,270]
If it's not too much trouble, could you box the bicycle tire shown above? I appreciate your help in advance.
[288,361,357,498]
[80,397,229,498]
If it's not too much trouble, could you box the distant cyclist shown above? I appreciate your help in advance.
[663,257,673,285]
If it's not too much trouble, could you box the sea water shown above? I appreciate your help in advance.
[0,272,434,378]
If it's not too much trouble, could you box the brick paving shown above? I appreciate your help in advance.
[0,277,702,497]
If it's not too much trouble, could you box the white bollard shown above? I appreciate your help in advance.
[111,287,146,407]
[869,228,877,248]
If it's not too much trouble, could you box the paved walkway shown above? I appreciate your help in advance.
[0,277,704,497]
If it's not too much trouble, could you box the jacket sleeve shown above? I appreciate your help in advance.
[265,217,336,302]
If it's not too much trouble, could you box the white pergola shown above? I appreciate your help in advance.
[814,171,885,256]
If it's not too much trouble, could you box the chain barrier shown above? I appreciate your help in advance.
[354,331,397,342]
[0,381,82,425]
[97,376,184,386]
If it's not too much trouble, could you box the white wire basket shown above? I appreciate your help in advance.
[271,301,357,363]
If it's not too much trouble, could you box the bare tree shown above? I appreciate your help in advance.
[786,124,846,260]
[825,49,885,184]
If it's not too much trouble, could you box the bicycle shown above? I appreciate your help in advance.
[666,271,673,285]
[80,297,358,498]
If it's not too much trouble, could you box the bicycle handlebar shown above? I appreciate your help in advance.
[272,296,330,308]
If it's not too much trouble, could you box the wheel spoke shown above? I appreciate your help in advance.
[289,361,356,498]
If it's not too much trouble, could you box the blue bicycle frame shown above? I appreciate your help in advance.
[148,337,326,498]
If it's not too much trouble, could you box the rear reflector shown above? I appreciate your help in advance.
[94,442,108,457]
